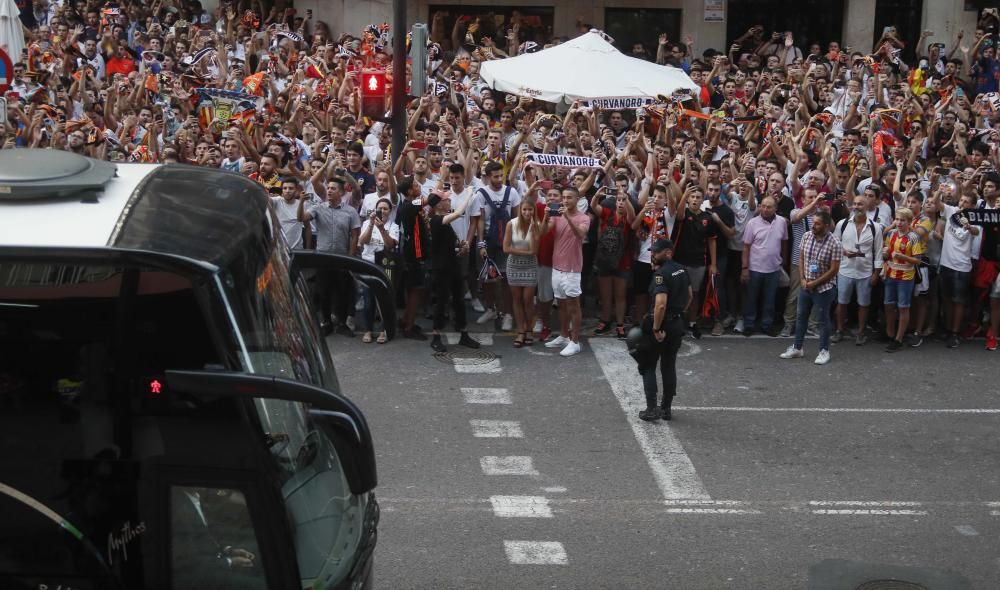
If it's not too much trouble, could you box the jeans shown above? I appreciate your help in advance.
[359,283,380,332]
[743,270,780,330]
[319,270,355,325]
[433,267,467,331]
[793,287,835,351]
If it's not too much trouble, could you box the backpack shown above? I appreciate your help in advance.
[479,186,512,250]
[595,214,626,273]
[838,217,877,269]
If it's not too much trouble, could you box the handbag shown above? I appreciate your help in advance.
[701,274,720,319]
[376,248,401,290]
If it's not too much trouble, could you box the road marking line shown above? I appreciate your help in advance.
[955,525,979,536]
[811,509,928,515]
[453,358,502,374]
[480,456,539,476]
[664,499,745,506]
[665,508,762,514]
[808,501,923,507]
[470,419,523,438]
[542,486,567,493]
[490,495,553,518]
[462,387,512,404]
[986,502,1000,507]
[990,510,1000,516]
[590,339,711,501]
[443,332,493,346]
[673,406,1000,414]
[504,541,568,565]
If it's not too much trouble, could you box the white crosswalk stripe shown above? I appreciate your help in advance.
[481,456,539,476]
[490,495,553,518]
[462,387,511,404]
[470,419,523,438]
[503,541,568,565]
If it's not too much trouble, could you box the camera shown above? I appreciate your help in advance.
[375,210,383,221]
[547,202,561,216]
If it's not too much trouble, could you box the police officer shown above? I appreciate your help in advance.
[639,239,691,421]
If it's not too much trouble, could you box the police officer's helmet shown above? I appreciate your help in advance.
[626,325,647,355]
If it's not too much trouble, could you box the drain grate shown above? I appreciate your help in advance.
[432,350,499,365]
[855,581,929,590]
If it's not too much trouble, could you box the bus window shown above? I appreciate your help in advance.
[219,239,368,588]
[170,486,266,590]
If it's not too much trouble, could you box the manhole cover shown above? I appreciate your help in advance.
[433,350,498,365]
[855,581,929,590]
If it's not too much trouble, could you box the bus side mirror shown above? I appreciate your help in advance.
[289,250,397,341]
[164,370,377,494]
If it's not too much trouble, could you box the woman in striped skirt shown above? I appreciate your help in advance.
[504,200,540,347]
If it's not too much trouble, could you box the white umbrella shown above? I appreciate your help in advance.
[479,30,698,105]
[0,0,25,63]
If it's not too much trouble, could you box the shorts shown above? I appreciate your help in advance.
[537,265,554,302]
[401,260,428,290]
[913,263,930,295]
[597,266,630,280]
[939,266,971,304]
[682,264,706,292]
[552,269,582,299]
[883,277,915,308]
[837,275,873,306]
[972,258,1000,290]
[632,261,653,294]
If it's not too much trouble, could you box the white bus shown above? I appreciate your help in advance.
[0,149,391,590]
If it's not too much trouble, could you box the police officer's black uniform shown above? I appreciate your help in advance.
[636,240,690,421]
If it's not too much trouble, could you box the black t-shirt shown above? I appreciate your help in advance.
[348,167,377,195]
[708,202,735,234]
[430,214,459,270]
[978,206,1000,262]
[775,194,795,220]
[672,208,717,267]
[649,259,691,316]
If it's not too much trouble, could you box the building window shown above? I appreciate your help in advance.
[427,6,554,49]
[873,0,923,58]
[604,8,681,59]
[726,0,845,50]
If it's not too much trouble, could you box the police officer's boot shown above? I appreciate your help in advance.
[660,396,674,421]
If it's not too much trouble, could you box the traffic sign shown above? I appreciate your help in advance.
[0,48,12,95]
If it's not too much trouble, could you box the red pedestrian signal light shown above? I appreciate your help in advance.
[361,70,387,121]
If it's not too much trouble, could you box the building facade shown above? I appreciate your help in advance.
[273,0,984,59]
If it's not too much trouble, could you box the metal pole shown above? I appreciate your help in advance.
[390,0,407,166]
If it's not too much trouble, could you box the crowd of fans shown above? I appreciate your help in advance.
[5,1,1000,356]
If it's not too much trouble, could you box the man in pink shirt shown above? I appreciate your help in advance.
[740,196,788,337]
[541,187,592,357]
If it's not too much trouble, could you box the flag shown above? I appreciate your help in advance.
[304,62,324,80]
[243,72,265,96]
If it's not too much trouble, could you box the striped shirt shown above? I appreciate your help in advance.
[884,230,917,281]
[800,231,842,293]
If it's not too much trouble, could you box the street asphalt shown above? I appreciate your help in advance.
[331,308,1000,590]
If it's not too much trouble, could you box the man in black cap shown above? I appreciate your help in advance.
[639,239,691,421]
[428,191,481,352]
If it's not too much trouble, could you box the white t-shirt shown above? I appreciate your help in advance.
[358,219,400,263]
[447,185,482,243]
[729,195,755,252]
[939,204,982,273]
[271,197,303,249]
[360,191,398,225]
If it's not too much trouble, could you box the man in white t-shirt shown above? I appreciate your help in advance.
[935,193,983,348]
[474,161,521,330]
[272,178,305,249]
[360,170,397,223]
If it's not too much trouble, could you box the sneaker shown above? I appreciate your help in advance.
[946,334,960,349]
[545,335,570,348]
[830,330,844,343]
[559,341,582,357]
[430,336,447,352]
[734,318,745,333]
[464,291,472,301]
[814,349,831,365]
[533,319,543,333]
[458,332,481,349]
[806,327,819,337]
[476,309,497,324]
[779,346,804,359]
[721,315,736,329]
[345,316,356,331]
[986,334,998,351]
[743,328,754,338]
[539,327,552,342]
[778,325,792,337]
[500,314,513,331]
[765,325,781,337]
[885,339,904,353]
[320,321,333,336]
[471,298,485,313]
[855,332,868,346]
[689,323,702,339]
[711,321,724,337]
[908,333,924,348]
[639,407,662,422]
